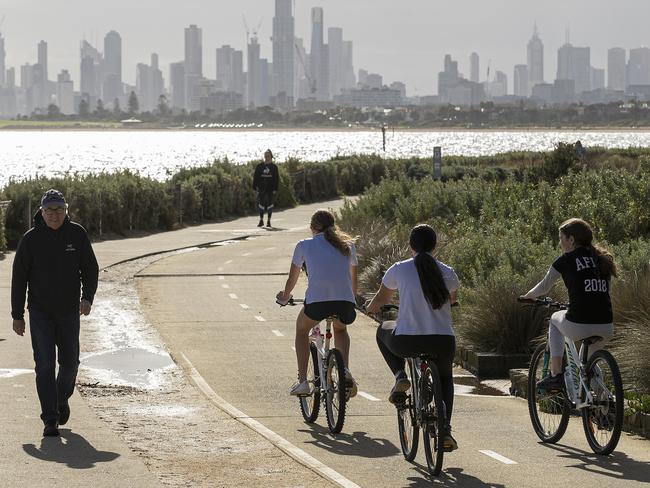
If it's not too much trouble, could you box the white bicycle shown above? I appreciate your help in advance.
[520,297,623,455]
[278,297,349,433]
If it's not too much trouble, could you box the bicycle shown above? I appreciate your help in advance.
[369,304,448,476]
[518,297,623,455]
[278,297,349,434]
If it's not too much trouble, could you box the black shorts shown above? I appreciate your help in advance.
[304,301,356,325]
[257,191,274,209]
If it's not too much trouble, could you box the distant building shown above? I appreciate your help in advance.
[217,45,244,94]
[470,52,479,83]
[366,73,383,89]
[200,91,244,115]
[527,24,544,90]
[136,53,164,112]
[184,24,203,111]
[358,68,368,87]
[627,84,650,101]
[103,31,123,103]
[272,0,295,107]
[489,71,508,98]
[342,41,356,90]
[0,34,5,86]
[627,47,650,88]
[557,43,591,94]
[591,67,605,91]
[438,54,459,101]
[169,62,185,111]
[328,27,344,98]
[56,70,74,114]
[310,7,329,101]
[334,87,402,108]
[38,41,48,82]
[553,78,575,104]
[608,47,626,91]
[514,64,529,97]
[390,81,407,100]
[531,82,554,104]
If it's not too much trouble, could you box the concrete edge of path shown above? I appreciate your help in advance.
[176,352,361,488]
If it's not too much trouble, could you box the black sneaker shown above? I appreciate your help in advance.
[536,373,565,393]
[388,370,411,404]
[58,402,70,426]
[441,432,459,452]
[257,219,264,227]
[43,420,59,437]
[266,220,272,228]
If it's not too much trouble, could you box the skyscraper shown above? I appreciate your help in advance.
[438,54,459,100]
[136,53,164,112]
[169,61,185,111]
[608,47,626,91]
[80,40,102,99]
[247,36,261,108]
[184,24,203,111]
[217,45,244,94]
[514,64,529,97]
[0,34,6,86]
[342,41,355,90]
[56,70,74,114]
[527,24,544,89]
[272,0,295,106]
[470,52,479,83]
[557,43,591,94]
[310,7,329,101]
[38,40,48,81]
[328,27,344,97]
[627,47,650,87]
[103,31,122,102]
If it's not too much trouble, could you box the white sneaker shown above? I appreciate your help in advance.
[290,380,312,396]
[345,368,358,398]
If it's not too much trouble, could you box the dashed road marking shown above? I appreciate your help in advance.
[225,260,233,265]
[222,284,230,289]
[180,353,361,488]
[218,276,225,281]
[358,392,381,402]
[264,247,276,251]
[242,252,252,257]
[272,330,285,337]
[228,293,238,300]
[255,315,266,322]
[479,450,518,465]
[240,304,250,309]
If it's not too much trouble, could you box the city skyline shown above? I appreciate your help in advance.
[1,0,649,95]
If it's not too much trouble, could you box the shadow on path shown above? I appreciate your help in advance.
[542,442,650,483]
[405,463,507,487]
[23,429,120,469]
[298,423,399,458]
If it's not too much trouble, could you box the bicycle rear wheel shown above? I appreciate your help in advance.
[325,348,347,434]
[397,360,419,461]
[528,343,570,443]
[299,342,321,423]
[421,363,445,476]
[581,350,623,455]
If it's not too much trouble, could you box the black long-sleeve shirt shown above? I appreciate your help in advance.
[11,214,99,320]
[252,162,279,193]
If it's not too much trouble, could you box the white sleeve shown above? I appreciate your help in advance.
[291,241,304,268]
[525,266,561,298]
[382,263,399,290]
[445,267,460,293]
[349,242,358,266]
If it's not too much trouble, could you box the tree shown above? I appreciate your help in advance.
[113,97,121,116]
[128,91,139,115]
[96,99,105,116]
[157,94,170,116]
[78,99,90,117]
[47,104,60,118]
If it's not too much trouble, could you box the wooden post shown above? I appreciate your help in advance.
[433,146,442,180]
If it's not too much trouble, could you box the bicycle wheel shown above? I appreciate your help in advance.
[397,360,419,461]
[325,348,347,434]
[421,363,445,476]
[581,350,623,455]
[528,343,570,443]
[299,342,321,423]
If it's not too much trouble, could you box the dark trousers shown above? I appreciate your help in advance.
[376,326,456,423]
[257,191,274,220]
[29,308,80,423]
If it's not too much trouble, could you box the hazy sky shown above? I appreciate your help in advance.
[2,0,649,95]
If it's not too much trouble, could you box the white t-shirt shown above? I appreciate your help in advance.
[382,257,459,336]
[291,233,358,304]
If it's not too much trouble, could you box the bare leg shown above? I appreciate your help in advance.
[551,356,563,377]
[333,320,350,368]
[295,309,319,381]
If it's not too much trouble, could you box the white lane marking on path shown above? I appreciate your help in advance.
[228,293,238,300]
[218,276,225,281]
[0,369,34,379]
[255,316,266,322]
[272,330,285,337]
[180,353,361,488]
[358,392,381,402]
[240,304,250,309]
[264,247,276,251]
[479,450,518,465]
[242,252,252,257]
[222,284,230,289]
[225,260,233,265]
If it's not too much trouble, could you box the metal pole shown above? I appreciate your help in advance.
[433,146,442,180]
[382,125,387,152]
[98,191,103,237]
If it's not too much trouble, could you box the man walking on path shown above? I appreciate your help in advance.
[11,189,99,437]
[253,149,279,228]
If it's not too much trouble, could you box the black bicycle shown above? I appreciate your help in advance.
[372,304,447,475]
[519,297,623,455]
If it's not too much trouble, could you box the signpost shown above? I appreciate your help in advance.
[433,146,442,180]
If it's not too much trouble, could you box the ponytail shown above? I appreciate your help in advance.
[409,224,450,310]
[311,209,355,257]
[590,244,617,280]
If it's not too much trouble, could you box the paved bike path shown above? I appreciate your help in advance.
[137,227,650,487]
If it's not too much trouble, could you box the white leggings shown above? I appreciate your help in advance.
[548,310,613,359]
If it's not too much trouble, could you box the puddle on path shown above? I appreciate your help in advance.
[0,368,33,379]
[82,348,174,388]
[453,376,509,396]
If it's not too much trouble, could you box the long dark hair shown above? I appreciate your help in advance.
[409,224,450,309]
[311,209,355,257]
[559,218,617,279]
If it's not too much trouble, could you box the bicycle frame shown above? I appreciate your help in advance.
[311,317,335,398]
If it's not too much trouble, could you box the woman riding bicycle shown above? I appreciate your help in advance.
[521,218,615,392]
[277,209,359,397]
[366,224,459,451]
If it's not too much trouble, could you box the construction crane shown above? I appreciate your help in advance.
[294,43,316,94]
[243,15,263,44]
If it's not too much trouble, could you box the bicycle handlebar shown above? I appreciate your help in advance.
[517,296,568,310]
[276,296,304,307]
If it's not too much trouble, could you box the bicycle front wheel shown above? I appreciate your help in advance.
[421,363,445,476]
[528,343,570,443]
[397,360,419,461]
[299,342,321,423]
[581,350,623,455]
[325,348,347,434]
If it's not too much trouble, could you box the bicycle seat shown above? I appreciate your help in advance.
[581,336,603,345]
